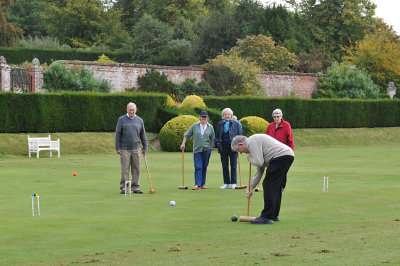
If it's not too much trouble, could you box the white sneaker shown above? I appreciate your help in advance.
[220,184,229,189]
[232,184,236,189]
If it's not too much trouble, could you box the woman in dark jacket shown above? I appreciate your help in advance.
[215,108,243,189]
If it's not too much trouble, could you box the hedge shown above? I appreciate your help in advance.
[203,96,400,128]
[0,92,166,133]
[2,93,400,133]
[0,47,132,65]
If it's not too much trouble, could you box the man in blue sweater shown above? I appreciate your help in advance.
[115,102,148,194]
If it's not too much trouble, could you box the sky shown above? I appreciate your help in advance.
[262,0,400,34]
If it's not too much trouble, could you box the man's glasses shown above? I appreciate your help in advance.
[273,116,281,118]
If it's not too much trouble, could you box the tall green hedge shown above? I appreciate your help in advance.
[1,93,399,133]
[203,96,400,128]
[0,47,132,65]
[0,92,166,133]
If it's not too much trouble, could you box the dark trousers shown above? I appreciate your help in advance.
[220,143,238,184]
[261,155,294,219]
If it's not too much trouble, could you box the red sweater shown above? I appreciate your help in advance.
[265,119,294,150]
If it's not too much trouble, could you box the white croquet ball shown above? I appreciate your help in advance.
[170,200,176,206]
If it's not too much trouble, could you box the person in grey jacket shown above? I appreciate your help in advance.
[231,134,294,224]
[215,108,242,189]
[180,111,215,190]
[115,102,148,194]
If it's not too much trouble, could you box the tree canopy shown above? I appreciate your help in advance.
[43,0,128,48]
[0,0,23,47]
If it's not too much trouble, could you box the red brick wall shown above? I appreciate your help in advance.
[259,72,319,98]
[59,61,319,98]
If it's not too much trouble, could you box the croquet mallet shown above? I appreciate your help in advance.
[143,155,156,194]
[179,149,188,189]
[239,163,256,222]
[235,153,247,189]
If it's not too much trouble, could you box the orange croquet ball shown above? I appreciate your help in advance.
[73,172,77,176]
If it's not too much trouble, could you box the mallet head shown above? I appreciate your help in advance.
[239,216,257,222]
[178,186,188,190]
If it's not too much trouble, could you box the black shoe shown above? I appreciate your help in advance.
[133,190,143,194]
[273,217,280,222]
[120,190,125,194]
[250,217,274,224]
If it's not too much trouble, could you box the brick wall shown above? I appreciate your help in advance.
[1,58,319,98]
[61,61,204,93]
[62,61,318,98]
[259,72,319,98]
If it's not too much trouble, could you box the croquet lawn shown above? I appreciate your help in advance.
[0,130,399,265]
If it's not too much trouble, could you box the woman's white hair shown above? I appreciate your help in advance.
[221,108,233,118]
[272,108,283,117]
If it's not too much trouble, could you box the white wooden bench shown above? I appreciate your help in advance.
[28,135,60,158]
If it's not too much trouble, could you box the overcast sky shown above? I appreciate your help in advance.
[262,0,400,34]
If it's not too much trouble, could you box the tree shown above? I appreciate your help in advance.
[152,0,209,24]
[203,54,263,96]
[113,0,152,32]
[0,0,23,47]
[296,0,377,60]
[233,0,264,38]
[172,16,197,42]
[229,34,298,72]
[149,39,192,66]
[253,4,314,54]
[195,11,241,63]
[314,62,379,99]
[9,0,47,37]
[293,48,332,73]
[131,14,172,63]
[44,0,128,48]
[344,31,400,91]
[204,0,233,13]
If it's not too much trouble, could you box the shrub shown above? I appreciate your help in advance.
[165,95,176,107]
[181,95,206,109]
[43,62,111,92]
[229,34,298,72]
[159,115,199,152]
[0,47,132,65]
[203,54,262,96]
[16,36,71,49]
[176,79,215,99]
[239,116,269,137]
[314,62,380,99]
[137,69,175,96]
[96,54,116,63]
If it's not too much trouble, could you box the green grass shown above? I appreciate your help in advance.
[2,127,400,157]
[0,128,400,265]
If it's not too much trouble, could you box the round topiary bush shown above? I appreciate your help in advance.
[180,95,206,109]
[159,115,199,152]
[239,116,269,137]
[165,95,176,107]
